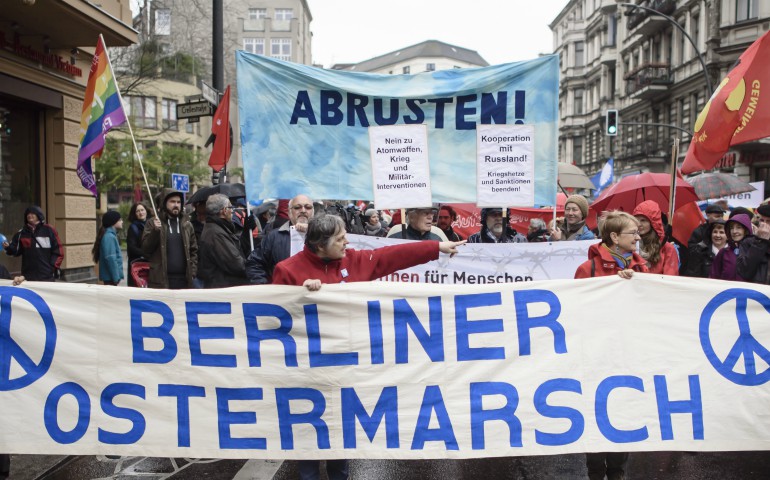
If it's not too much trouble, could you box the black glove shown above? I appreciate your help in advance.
[243,213,257,232]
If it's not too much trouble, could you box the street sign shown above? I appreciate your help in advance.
[171,173,189,192]
[201,81,219,106]
[176,101,214,119]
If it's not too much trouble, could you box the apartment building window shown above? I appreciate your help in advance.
[426,63,436,72]
[574,88,584,115]
[161,99,177,130]
[607,13,617,46]
[573,137,583,165]
[403,66,411,74]
[574,41,585,67]
[185,120,198,134]
[154,8,171,36]
[249,8,266,20]
[270,38,291,61]
[275,8,293,21]
[125,96,157,129]
[736,0,758,22]
[243,37,265,55]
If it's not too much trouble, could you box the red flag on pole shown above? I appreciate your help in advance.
[208,85,231,172]
[681,30,770,174]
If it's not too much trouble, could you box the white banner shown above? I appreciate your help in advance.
[706,181,765,209]
[2,276,770,459]
[476,124,535,207]
[348,235,592,282]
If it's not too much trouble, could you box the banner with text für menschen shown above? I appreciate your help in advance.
[236,52,559,205]
[2,277,770,458]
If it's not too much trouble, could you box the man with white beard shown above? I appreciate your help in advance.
[467,208,528,243]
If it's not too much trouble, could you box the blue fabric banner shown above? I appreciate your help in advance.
[236,52,559,205]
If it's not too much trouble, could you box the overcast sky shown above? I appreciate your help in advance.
[307,0,570,67]
[130,0,570,67]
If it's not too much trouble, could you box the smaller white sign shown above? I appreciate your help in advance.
[476,124,535,207]
[369,124,432,210]
[708,181,764,208]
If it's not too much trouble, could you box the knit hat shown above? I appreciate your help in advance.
[102,210,121,228]
[565,195,589,219]
[757,204,770,218]
[364,209,378,218]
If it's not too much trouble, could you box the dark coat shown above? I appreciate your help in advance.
[245,221,293,284]
[198,217,248,288]
[141,189,198,288]
[737,236,770,284]
[5,206,63,281]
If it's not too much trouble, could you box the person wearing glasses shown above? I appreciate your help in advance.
[246,194,314,284]
[386,207,446,241]
[197,194,249,288]
[632,200,679,275]
[574,210,648,279]
[573,210,647,480]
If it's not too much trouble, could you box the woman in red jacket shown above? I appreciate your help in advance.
[575,210,649,279]
[273,214,464,291]
[632,200,680,275]
[272,214,464,480]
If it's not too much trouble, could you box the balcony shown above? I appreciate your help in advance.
[626,0,676,36]
[624,63,672,99]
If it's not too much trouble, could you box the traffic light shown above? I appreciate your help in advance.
[606,109,618,136]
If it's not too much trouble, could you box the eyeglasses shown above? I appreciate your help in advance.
[292,204,314,211]
[224,206,234,210]
[620,231,640,236]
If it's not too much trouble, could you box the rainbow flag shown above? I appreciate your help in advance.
[77,35,127,196]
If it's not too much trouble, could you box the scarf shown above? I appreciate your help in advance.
[602,244,633,269]
[365,222,383,236]
[562,220,586,240]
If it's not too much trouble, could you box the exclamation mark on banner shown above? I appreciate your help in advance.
[515,90,525,124]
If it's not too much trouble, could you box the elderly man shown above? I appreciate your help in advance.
[245,193,314,284]
[386,207,445,241]
[197,194,249,288]
[468,208,527,243]
[142,188,198,289]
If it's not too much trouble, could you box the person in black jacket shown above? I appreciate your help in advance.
[683,219,726,277]
[3,206,63,281]
[198,194,249,288]
[126,202,150,286]
[246,194,313,284]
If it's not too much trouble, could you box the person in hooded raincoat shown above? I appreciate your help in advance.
[632,200,679,275]
[710,213,752,281]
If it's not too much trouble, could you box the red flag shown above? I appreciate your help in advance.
[681,30,770,174]
[208,85,231,172]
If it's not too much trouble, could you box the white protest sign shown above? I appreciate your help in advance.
[3,276,770,458]
[348,234,592,282]
[369,124,431,209]
[477,124,535,207]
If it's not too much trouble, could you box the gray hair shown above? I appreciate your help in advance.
[529,217,547,230]
[206,193,230,217]
[305,214,346,253]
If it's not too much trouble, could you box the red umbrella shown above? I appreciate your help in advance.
[591,172,699,215]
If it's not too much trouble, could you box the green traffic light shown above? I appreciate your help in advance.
[608,126,617,134]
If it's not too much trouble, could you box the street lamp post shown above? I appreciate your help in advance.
[619,2,713,94]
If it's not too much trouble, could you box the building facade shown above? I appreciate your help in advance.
[551,0,769,195]
[332,40,489,73]
[0,0,137,281]
[133,0,313,180]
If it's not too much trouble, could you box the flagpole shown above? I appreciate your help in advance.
[99,34,158,216]
[668,137,680,225]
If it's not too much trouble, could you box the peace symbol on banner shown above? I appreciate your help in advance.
[0,287,57,391]
[700,288,770,386]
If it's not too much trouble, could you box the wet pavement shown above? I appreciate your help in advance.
[7,451,770,479]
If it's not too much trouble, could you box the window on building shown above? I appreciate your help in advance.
[243,37,265,55]
[270,38,291,61]
[154,8,171,36]
[736,0,758,22]
[426,63,436,72]
[275,8,293,21]
[161,99,177,130]
[575,41,585,67]
[403,66,411,74]
[607,13,617,46]
[574,88,584,115]
[573,137,583,165]
[125,96,157,129]
[249,8,266,20]
[185,120,197,134]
